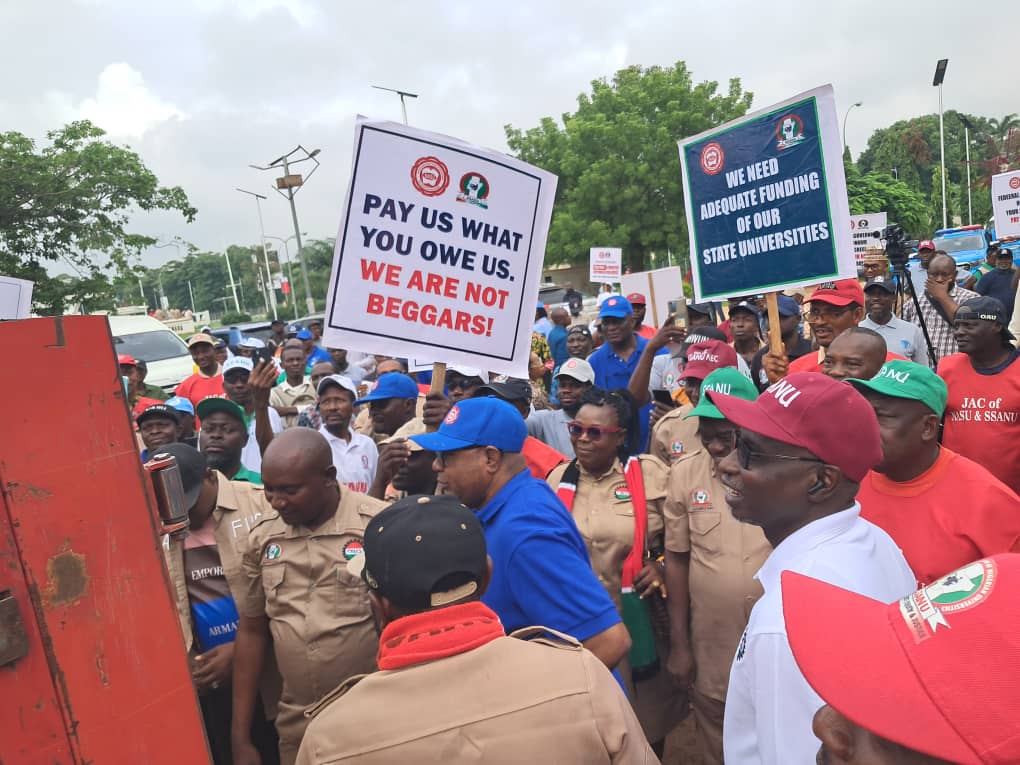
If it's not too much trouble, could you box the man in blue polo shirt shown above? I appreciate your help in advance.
[588,295,664,448]
[411,397,630,669]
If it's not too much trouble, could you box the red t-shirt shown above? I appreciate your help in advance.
[521,436,567,480]
[858,448,1020,585]
[788,349,902,375]
[635,324,657,340]
[938,352,1020,497]
[174,372,224,409]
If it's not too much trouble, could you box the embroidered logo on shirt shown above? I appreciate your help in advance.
[265,542,282,561]
[343,540,364,561]
[670,440,685,455]
[691,489,711,507]
[613,484,631,500]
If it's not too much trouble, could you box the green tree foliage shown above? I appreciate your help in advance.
[844,165,931,237]
[0,120,196,314]
[505,63,753,272]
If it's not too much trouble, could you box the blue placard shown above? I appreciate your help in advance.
[680,86,852,301]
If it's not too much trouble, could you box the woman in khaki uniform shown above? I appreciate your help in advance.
[546,387,686,755]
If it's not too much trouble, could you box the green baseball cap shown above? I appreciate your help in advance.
[685,367,759,419]
[847,359,947,417]
[196,396,248,425]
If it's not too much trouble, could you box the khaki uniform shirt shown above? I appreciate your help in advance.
[270,378,317,429]
[294,629,657,765]
[237,487,387,746]
[664,449,771,701]
[546,456,667,611]
[164,472,281,716]
[650,404,700,465]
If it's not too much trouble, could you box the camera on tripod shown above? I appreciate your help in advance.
[871,224,911,270]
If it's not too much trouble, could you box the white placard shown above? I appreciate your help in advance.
[0,275,34,320]
[850,212,887,263]
[620,266,685,328]
[322,118,557,378]
[589,247,623,283]
[991,170,1020,240]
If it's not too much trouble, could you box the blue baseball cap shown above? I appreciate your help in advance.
[777,294,801,318]
[295,329,314,340]
[165,396,195,416]
[355,373,419,404]
[410,397,526,453]
[599,295,633,319]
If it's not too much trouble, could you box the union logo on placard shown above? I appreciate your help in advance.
[410,156,450,197]
[1010,176,1020,190]
[700,142,725,175]
[456,172,490,209]
[776,114,806,150]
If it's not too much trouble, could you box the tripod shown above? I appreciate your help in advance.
[891,260,938,368]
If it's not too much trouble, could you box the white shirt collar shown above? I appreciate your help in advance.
[756,503,862,592]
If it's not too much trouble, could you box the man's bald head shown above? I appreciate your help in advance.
[927,254,958,282]
[262,429,340,529]
[823,328,888,382]
[550,307,570,326]
[376,358,406,377]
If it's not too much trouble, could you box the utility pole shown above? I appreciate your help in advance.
[959,115,975,226]
[933,59,949,229]
[236,188,278,319]
[223,249,241,313]
[372,85,418,125]
[250,147,320,315]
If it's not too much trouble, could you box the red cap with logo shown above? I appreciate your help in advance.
[918,239,936,251]
[683,340,737,381]
[706,372,880,481]
[808,279,865,308]
[784,554,1020,765]
[626,292,647,305]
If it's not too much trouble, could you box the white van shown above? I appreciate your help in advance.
[108,315,193,393]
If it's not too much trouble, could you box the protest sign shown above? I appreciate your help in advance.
[0,275,33,320]
[322,118,557,378]
[590,247,623,283]
[678,84,855,302]
[850,212,887,263]
[991,170,1020,239]
[620,266,684,327]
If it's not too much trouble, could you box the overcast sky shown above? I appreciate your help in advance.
[4,0,1017,274]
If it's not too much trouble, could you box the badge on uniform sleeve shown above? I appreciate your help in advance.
[265,543,282,561]
[343,540,364,561]
[691,488,711,508]
[613,484,631,500]
[670,441,684,455]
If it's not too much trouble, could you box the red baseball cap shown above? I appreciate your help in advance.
[118,354,138,366]
[918,239,936,251]
[784,554,1020,765]
[683,340,737,380]
[706,372,880,481]
[626,292,646,305]
[808,279,865,307]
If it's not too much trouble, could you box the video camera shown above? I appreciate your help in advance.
[871,223,911,270]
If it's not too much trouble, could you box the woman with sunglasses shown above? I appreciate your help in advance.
[546,387,686,755]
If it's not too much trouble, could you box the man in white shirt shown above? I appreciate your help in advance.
[704,372,915,765]
[221,356,284,474]
[317,374,378,494]
[859,276,929,364]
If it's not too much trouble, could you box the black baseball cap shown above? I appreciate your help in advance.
[271,319,285,326]
[150,442,207,510]
[567,325,592,338]
[136,403,180,426]
[474,377,532,403]
[957,296,1016,341]
[864,276,896,295]
[349,495,488,610]
[688,301,714,316]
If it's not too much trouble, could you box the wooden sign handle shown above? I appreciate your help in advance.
[765,292,784,356]
[426,362,447,432]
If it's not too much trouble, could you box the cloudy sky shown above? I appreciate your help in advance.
[4,0,1017,274]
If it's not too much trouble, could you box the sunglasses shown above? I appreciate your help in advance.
[567,421,625,441]
[735,432,824,471]
[448,378,482,391]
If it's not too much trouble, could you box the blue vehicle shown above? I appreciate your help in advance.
[932,225,990,283]
[985,217,1020,264]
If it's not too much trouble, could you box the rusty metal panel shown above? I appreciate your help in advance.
[0,316,210,764]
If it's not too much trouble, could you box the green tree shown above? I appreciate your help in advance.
[0,120,196,314]
[505,62,753,272]
[844,165,931,238]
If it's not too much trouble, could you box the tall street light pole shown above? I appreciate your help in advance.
[933,58,949,229]
[265,234,305,319]
[842,101,862,153]
[236,188,277,319]
[250,146,320,315]
[372,85,418,125]
[959,115,975,226]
